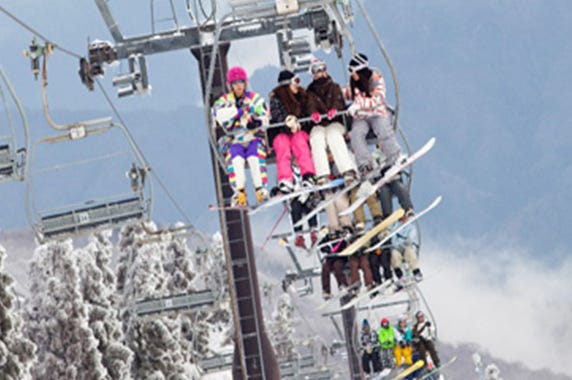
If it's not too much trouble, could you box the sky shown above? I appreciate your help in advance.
[1,0,572,377]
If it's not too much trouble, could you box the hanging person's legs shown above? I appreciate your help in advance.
[368,115,402,167]
[228,143,248,206]
[245,138,269,203]
[325,122,357,181]
[272,132,295,193]
[349,118,374,172]
[291,130,316,185]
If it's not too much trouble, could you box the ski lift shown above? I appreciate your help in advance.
[26,48,153,242]
[0,66,29,183]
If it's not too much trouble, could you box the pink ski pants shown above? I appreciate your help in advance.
[272,131,316,182]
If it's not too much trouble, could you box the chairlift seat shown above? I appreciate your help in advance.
[200,353,234,372]
[0,144,15,177]
[39,196,145,239]
[135,289,216,316]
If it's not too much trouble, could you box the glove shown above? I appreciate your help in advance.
[327,108,337,120]
[426,321,431,327]
[285,115,300,133]
[347,103,359,117]
[311,112,322,123]
[234,107,244,120]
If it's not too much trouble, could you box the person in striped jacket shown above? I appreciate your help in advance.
[345,53,404,177]
[212,66,270,206]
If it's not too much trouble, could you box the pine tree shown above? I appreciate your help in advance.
[269,293,297,362]
[79,230,133,379]
[0,244,36,380]
[25,240,107,380]
[117,224,197,379]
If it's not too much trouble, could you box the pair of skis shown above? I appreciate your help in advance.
[208,177,344,213]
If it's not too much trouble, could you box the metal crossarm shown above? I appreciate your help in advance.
[135,289,216,316]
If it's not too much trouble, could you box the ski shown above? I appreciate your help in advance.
[365,195,442,254]
[389,359,425,380]
[208,203,252,212]
[249,178,344,215]
[315,281,361,311]
[340,280,396,311]
[339,137,436,217]
[292,179,361,229]
[418,356,457,380]
[337,208,404,257]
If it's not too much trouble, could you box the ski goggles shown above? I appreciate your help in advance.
[230,79,247,86]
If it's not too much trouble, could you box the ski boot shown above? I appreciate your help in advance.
[412,268,424,282]
[255,187,269,203]
[231,188,247,207]
[277,179,294,194]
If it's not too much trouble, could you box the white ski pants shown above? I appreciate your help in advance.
[349,115,402,168]
[391,246,419,271]
[310,122,356,177]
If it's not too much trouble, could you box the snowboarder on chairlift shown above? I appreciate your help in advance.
[393,315,413,367]
[306,58,358,184]
[288,162,319,249]
[212,66,270,206]
[345,53,405,178]
[268,70,317,195]
[412,310,441,368]
[391,214,423,284]
[378,317,396,369]
[360,319,383,375]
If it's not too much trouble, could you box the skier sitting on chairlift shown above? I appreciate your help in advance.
[212,66,270,206]
[393,315,413,367]
[412,310,441,369]
[319,228,349,300]
[268,69,317,195]
[378,317,396,370]
[391,214,423,285]
[360,319,383,375]
[305,58,358,185]
[345,53,405,178]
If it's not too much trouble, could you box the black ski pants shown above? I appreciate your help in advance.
[417,338,441,368]
[379,178,414,216]
[291,198,318,232]
[362,350,382,374]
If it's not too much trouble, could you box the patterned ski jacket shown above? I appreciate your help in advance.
[345,68,389,119]
[378,326,396,349]
[212,90,269,153]
[360,328,379,352]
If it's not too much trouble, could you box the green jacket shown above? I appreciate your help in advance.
[378,326,396,349]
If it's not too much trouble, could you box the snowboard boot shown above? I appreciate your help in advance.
[412,268,423,282]
[342,169,358,184]
[231,188,247,206]
[255,187,269,203]
[405,208,416,219]
[322,291,332,300]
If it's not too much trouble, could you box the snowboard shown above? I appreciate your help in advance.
[339,137,436,217]
[337,208,404,257]
[418,356,457,380]
[365,195,442,254]
[315,281,361,311]
[389,359,425,380]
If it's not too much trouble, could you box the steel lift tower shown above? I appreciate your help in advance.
[87,1,365,378]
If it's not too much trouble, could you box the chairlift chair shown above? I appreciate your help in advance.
[26,119,153,243]
[0,66,29,183]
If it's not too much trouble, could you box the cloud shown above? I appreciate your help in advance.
[421,237,572,376]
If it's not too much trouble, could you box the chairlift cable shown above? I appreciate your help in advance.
[0,66,30,160]
[0,5,83,60]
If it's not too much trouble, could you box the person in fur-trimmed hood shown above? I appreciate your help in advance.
[306,58,358,184]
[268,69,317,194]
[345,53,404,177]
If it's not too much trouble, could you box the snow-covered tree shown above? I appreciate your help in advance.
[78,230,133,379]
[0,244,35,379]
[25,240,107,380]
[269,293,297,362]
[117,224,197,379]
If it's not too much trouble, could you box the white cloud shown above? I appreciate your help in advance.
[227,35,280,76]
[421,238,572,376]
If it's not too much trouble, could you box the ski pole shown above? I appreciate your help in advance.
[260,204,289,251]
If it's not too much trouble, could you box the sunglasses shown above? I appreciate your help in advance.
[230,79,246,85]
[314,68,327,74]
